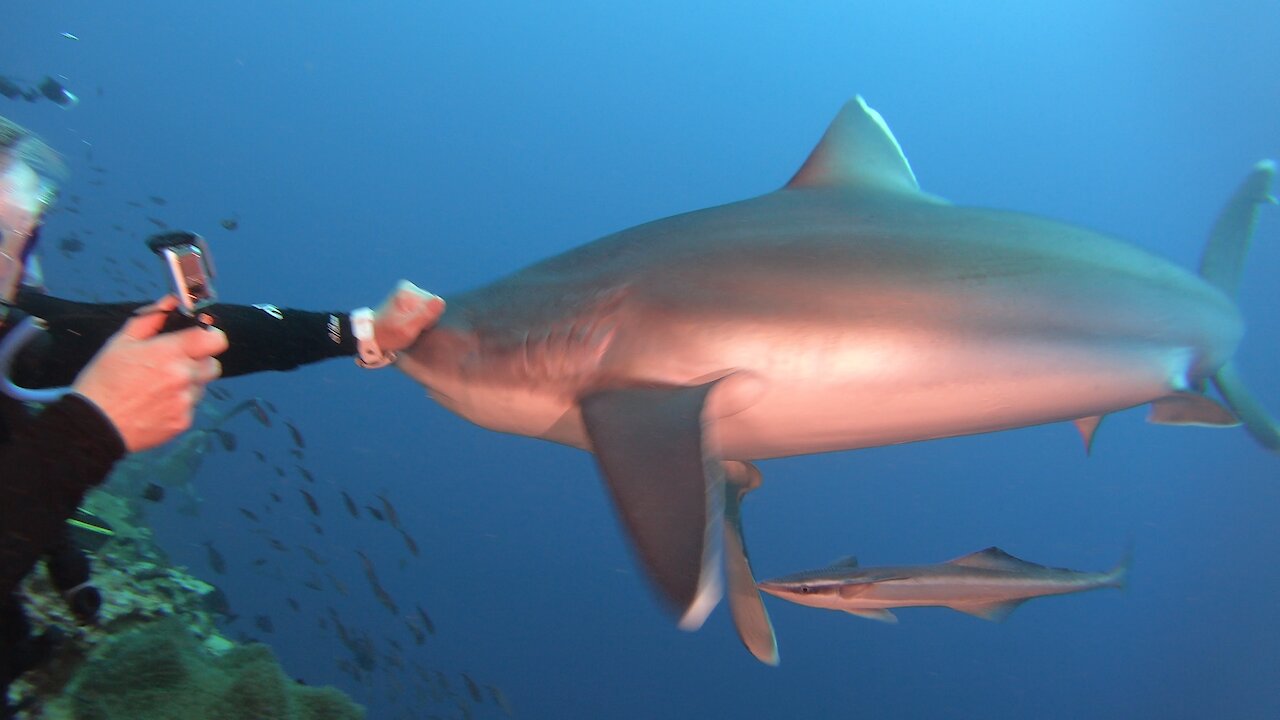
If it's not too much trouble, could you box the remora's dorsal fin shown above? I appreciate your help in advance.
[1147,392,1240,427]
[721,460,779,666]
[579,381,726,631]
[829,555,859,569]
[946,547,1046,572]
[786,96,935,200]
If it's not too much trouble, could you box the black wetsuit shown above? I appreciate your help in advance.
[0,291,358,713]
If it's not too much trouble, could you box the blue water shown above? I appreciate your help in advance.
[8,2,1280,718]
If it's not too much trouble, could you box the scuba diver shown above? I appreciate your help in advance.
[0,115,444,716]
[0,75,78,109]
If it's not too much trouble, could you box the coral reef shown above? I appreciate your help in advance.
[8,486,362,719]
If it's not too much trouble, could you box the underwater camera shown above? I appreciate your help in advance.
[146,231,217,319]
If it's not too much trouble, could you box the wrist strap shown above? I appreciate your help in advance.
[350,307,396,369]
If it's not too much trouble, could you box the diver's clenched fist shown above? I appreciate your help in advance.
[72,296,228,452]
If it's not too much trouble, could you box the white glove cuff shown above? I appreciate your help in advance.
[350,307,396,369]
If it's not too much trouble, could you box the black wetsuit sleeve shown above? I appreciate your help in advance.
[12,291,358,388]
[0,393,125,597]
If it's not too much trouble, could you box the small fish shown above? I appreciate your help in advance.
[415,605,436,635]
[284,421,306,449]
[220,217,239,231]
[203,541,227,574]
[286,597,301,612]
[146,216,168,229]
[355,550,398,615]
[296,465,316,484]
[58,236,85,254]
[142,482,165,502]
[255,615,275,633]
[300,546,328,565]
[405,620,425,646]
[238,507,260,522]
[399,528,420,557]
[213,429,237,451]
[289,449,304,460]
[249,401,271,427]
[148,195,167,205]
[125,200,143,208]
[326,571,349,596]
[310,521,324,536]
[340,491,359,518]
[376,494,401,529]
[298,489,320,516]
[206,385,231,401]
[252,558,268,567]
[60,32,80,40]
[461,673,483,703]
[253,450,267,463]
[268,538,288,552]
[274,466,285,478]
[303,577,324,592]
[487,685,514,717]
[365,506,385,522]
[269,491,282,503]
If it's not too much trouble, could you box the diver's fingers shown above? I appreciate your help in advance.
[172,325,229,360]
[120,295,179,340]
[193,357,222,384]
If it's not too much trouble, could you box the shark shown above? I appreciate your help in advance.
[757,547,1129,623]
[397,96,1276,664]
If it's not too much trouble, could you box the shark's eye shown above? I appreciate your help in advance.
[798,585,813,594]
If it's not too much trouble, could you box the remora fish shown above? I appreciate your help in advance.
[398,96,1277,661]
[758,547,1129,623]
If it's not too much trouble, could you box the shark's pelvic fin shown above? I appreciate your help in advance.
[1147,392,1240,427]
[721,460,779,666]
[949,599,1027,622]
[1073,415,1104,455]
[1196,159,1280,453]
[844,608,898,623]
[786,96,941,203]
[579,382,726,631]
[1214,362,1280,451]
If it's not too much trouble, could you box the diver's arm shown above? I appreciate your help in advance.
[0,394,125,597]
[12,290,357,386]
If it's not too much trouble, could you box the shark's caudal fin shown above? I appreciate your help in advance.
[1199,160,1280,452]
[721,461,779,666]
[579,382,726,631]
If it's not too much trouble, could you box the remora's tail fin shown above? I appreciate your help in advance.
[1105,541,1134,590]
[1199,160,1280,452]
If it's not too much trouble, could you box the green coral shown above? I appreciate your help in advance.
[48,619,362,720]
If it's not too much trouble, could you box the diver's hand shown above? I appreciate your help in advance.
[72,296,228,452]
[372,280,445,353]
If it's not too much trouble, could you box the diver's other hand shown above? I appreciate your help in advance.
[72,296,228,452]
[373,279,445,353]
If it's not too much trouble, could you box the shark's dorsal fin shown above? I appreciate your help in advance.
[946,547,1045,572]
[828,555,859,569]
[786,96,934,201]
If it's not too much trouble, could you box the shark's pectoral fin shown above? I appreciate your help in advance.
[844,608,898,623]
[1147,392,1240,427]
[721,460,779,666]
[950,599,1027,622]
[579,381,727,631]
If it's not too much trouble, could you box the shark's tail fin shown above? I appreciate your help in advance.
[1199,160,1280,452]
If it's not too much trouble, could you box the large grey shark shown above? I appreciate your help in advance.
[398,97,1276,663]
[758,547,1129,624]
